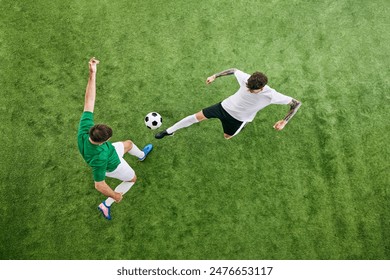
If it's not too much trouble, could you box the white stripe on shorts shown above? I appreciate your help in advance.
[232,121,247,137]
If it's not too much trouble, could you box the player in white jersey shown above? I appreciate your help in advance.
[155,69,301,139]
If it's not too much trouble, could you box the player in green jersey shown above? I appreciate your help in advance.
[77,58,152,220]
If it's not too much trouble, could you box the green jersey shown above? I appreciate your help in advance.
[77,112,120,182]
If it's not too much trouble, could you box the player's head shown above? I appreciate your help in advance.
[89,124,113,143]
[247,72,268,93]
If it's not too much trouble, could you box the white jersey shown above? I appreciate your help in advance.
[221,70,293,122]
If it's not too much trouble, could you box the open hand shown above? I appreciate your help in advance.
[273,120,287,131]
[206,75,216,84]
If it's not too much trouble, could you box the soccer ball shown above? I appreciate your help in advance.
[144,112,162,130]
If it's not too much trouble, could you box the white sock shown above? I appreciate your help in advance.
[128,143,145,159]
[105,181,135,207]
[167,114,199,134]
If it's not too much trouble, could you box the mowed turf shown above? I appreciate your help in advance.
[0,0,389,259]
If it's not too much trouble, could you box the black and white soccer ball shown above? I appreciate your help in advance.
[144,112,162,130]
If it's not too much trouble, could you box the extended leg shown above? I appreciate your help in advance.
[155,111,207,139]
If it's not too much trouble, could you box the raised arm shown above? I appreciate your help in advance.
[83,57,100,112]
[273,99,302,131]
[206,68,237,84]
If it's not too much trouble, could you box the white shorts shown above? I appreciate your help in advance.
[105,142,135,181]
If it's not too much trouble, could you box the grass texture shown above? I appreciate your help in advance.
[0,0,389,259]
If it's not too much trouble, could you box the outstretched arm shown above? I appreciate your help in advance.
[83,57,100,112]
[206,68,237,84]
[273,99,302,131]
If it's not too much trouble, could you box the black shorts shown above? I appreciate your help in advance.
[202,102,246,136]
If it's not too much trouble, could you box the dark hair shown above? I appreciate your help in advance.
[246,72,268,92]
[89,124,113,143]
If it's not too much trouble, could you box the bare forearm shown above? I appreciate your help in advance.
[214,68,237,78]
[84,73,96,112]
[206,68,237,84]
[283,99,302,123]
[95,181,116,198]
[83,58,99,112]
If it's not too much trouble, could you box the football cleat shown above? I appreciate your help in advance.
[98,201,111,220]
[155,130,174,139]
[138,144,153,161]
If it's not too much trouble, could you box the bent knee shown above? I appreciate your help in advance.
[124,140,133,147]
[123,140,133,152]
[224,133,232,139]
[129,175,137,183]
[195,111,207,122]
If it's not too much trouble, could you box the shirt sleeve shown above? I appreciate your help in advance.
[91,158,107,182]
[78,111,94,136]
[270,90,293,105]
[234,70,251,88]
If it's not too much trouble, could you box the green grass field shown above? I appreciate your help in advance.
[0,0,389,260]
